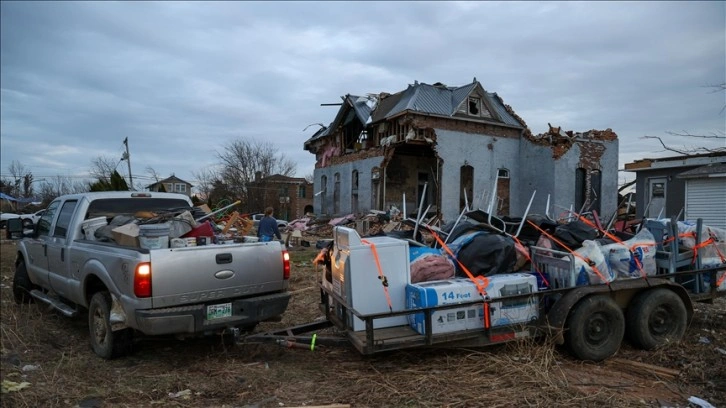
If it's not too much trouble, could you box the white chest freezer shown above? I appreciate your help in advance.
[331,227,410,331]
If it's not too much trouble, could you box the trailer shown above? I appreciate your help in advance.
[244,226,726,362]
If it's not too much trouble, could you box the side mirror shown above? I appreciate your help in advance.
[6,218,23,240]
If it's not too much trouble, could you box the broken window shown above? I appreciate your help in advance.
[460,165,474,212]
[497,168,510,215]
[468,97,481,116]
[333,172,341,215]
[371,167,381,210]
[575,168,601,213]
[320,175,328,214]
[351,170,359,214]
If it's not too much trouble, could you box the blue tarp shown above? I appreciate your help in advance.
[0,192,40,203]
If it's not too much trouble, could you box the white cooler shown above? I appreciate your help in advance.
[331,227,410,331]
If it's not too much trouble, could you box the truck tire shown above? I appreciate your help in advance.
[13,261,36,304]
[89,291,133,359]
[565,295,624,362]
[626,288,687,350]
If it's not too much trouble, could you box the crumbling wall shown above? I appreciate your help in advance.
[410,115,521,139]
[434,129,521,223]
[519,125,619,220]
[526,125,617,160]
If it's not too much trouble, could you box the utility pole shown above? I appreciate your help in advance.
[122,137,134,190]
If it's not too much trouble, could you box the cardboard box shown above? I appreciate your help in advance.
[112,223,140,247]
[407,274,539,335]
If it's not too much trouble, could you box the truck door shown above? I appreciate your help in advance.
[24,200,60,289]
[47,200,79,298]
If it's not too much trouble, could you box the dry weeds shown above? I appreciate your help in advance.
[1,240,724,407]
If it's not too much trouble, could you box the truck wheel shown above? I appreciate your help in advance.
[13,261,36,304]
[89,291,133,359]
[565,295,624,362]
[626,288,687,350]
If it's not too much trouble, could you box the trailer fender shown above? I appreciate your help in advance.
[546,279,693,345]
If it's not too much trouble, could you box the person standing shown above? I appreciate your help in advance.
[257,207,281,242]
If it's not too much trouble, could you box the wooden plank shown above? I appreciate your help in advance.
[222,211,239,235]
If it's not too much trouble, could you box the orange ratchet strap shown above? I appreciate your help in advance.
[425,228,491,329]
[512,235,550,288]
[361,239,394,312]
[527,220,610,286]
[425,228,489,297]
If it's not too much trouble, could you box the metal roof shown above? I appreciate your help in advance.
[677,162,726,178]
[305,80,526,148]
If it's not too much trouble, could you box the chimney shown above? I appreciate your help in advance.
[255,171,262,182]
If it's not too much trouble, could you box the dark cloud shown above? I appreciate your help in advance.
[1,1,724,188]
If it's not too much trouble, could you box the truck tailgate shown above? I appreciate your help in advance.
[148,242,286,308]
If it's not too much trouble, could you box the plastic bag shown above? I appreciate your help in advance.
[572,240,614,285]
[600,228,657,278]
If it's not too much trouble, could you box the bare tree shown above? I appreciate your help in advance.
[216,138,296,211]
[191,167,221,203]
[36,176,87,203]
[7,160,29,198]
[89,155,121,183]
[145,166,162,183]
[641,82,726,155]
[304,172,314,184]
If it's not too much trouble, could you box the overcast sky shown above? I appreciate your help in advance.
[1,1,724,191]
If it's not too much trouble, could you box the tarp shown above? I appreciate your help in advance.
[0,192,40,204]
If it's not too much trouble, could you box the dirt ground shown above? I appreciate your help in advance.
[1,239,724,408]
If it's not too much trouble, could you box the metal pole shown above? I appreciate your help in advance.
[515,190,536,238]
[123,138,133,190]
[412,182,427,243]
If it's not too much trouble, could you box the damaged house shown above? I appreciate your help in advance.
[304,79,619,223]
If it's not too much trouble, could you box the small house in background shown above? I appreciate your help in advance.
[247,173,314,221]
[624,152,726,228]
[304,78,619,223]
[147,175,193,198]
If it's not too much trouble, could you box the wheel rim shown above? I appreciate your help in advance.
[92,306,108,346]
[648,305,673,337]
[585,312,611,345]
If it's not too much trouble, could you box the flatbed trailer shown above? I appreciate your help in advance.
[245,260,725,361]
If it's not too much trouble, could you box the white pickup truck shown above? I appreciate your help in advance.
[13,191,291,359]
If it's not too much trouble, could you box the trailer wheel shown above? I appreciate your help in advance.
[626,288,687,350]
[89,291,133,359]
[565,295,624,362]
[13,261,36,304]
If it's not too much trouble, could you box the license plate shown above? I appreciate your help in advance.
[206,303,232,320]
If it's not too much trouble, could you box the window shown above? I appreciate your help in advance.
[468,97,481,116]
[460,165,474,212]
[333,173,341,214]
[498,168,510,179]
[53,200,78,238]
[38,200,60,236]
[298,185,306,198]
[279,186,289,197]
[175,183,186,193]
[351,170,359,213]
[320,176,328,214]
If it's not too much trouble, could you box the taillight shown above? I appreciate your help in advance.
[282,250,290,280]
[134,262,152,298]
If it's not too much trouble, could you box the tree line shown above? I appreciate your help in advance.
[1,138,307,213]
